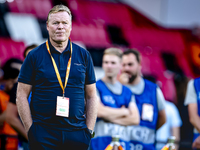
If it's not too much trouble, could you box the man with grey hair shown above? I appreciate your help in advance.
[17,4,98,150]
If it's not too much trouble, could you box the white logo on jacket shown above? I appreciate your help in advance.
[103,95,115,104]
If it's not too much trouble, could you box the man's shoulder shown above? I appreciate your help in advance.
[144,79,157,90]
[144,78,156,85]
[194,78,200,85]
[195,77,200,81]
[121,84,132,93]
[188,79,194,89]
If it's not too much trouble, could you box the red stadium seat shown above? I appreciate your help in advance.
[0,38,25,66]
[7,0,53,19]
[158,75,176,102]
[71,22,111,47]
[141,53,166,77]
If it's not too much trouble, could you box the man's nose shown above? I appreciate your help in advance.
[58,23,63,28]
[123,65,129,70]
[107,63,112,68]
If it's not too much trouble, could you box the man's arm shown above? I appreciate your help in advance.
[16,82,32,133]
[189,104,200,150]
[85,83,98,130]
[118,73,129,85]
[6,102,28,141]
[97,99,130,121]
[156,88,166,129]
[111,102,140,126]
[185,80,200,132]
[188,103,200,133]
[156,109,166,129]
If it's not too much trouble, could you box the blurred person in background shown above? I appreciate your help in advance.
[156,100,182,150]
[139,75,182,150]
[5,44,38,150]
[23,44,38,59]
[0,58,22,92]
[90,48,140,150]
[119,49,166,150]
[0,58,23,150]
[17,4,98,150]
[184,77,200,149]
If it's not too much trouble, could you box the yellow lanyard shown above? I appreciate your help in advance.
[46,39,72,98]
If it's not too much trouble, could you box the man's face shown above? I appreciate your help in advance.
[47,11,72,43]
[121,53,141,83]
[102,54,121,78]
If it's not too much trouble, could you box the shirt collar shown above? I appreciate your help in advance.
[48,38,70,54]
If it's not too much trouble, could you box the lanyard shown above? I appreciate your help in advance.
[46,39,72,98]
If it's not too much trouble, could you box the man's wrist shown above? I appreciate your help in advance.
[88,129,95,138]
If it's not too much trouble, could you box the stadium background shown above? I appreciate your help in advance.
[0,0,200,149]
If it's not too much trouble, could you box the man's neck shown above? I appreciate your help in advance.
[102,76,117,84]
[130,75,142,85]
[50,38,68,53]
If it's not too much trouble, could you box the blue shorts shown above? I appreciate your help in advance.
[28,123,91,150]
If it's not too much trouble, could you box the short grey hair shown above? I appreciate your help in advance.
[47,4,72,23]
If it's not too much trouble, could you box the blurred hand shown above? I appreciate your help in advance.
[192,135,200,149]
[118,73,129,85]
[120,105,129,116]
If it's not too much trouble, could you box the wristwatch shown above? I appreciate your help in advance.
[88,129,95,138]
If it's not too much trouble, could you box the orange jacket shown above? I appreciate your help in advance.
[0,90,17,136]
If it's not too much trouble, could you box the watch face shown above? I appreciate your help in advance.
[87,129,95,138]
[88,129,93,134]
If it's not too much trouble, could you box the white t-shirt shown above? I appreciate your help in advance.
[184,79,196,105]
[156,101,182,150]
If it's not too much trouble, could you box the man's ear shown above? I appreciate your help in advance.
[46,21,49,32]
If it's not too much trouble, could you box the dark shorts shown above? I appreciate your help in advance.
[28,123,92,150]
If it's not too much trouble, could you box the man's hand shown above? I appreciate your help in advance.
[120,105,129,117]
[192,136,200,149]
[118,73,129,85]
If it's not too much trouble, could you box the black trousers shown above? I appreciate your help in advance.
[28,123,91,150]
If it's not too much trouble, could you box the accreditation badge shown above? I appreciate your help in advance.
[142,103,154,122]
[56,96,69,117]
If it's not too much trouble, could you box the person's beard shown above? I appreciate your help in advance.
[129,74,137,83]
